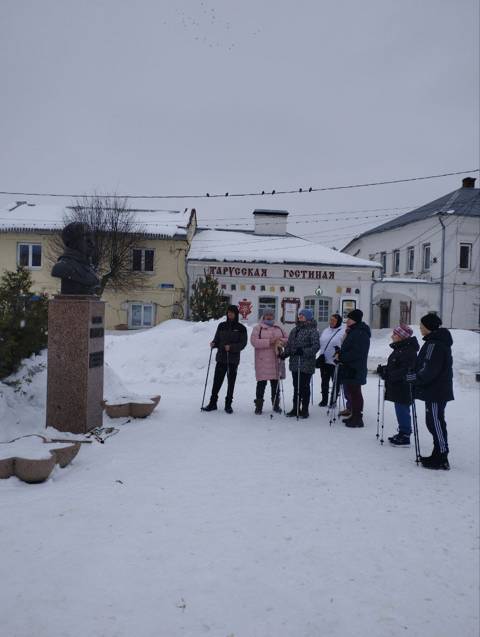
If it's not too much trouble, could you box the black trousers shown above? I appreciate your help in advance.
[319,363,335,402]
[291,370,312,406]
[256,379,280,404]
[425,401,449,455]
[210,362,238,403]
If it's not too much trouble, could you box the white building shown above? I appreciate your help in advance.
[342,177,480,330]
[187,209,381,330]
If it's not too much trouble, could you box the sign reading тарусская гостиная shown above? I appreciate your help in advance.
[206,265,336,280]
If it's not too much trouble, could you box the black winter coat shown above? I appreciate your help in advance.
[212,309,248,365]
[381,336,419,404]
[338,321,371,385]
[413,328,454,402]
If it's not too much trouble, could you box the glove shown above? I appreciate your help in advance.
[279,350,289,360]
[376,364,386,379]
[294,347,303,355]
[405,372,417,383]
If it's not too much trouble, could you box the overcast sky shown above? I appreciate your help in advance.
[1,0,478,247]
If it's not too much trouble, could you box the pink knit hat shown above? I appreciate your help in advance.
[393,324,413,339]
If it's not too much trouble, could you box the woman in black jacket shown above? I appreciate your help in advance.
[377,324,419,446]
[336,309,371,428]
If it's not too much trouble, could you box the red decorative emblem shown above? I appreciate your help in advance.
[251,284,256,290]
[238,299,253,320]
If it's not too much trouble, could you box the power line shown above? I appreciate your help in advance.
[0,169,476,200]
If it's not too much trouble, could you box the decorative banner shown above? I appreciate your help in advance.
[315,287,323,296]
[240,284,246,291]
[251,285,256,290]
[281,297,300,324]
[221,284,227,289]
[355,288,360,294]
[238,299,253,320]
[269,286,275,292]
[336,286,342,294]
[280,286,285,292]
[346,287,352,294]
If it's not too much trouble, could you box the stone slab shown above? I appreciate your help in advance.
[46,295,105,433]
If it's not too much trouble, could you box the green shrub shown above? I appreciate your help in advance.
[0,267,48,379]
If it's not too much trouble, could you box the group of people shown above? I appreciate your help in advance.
[202,304,454,470]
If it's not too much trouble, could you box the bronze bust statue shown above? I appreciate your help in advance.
[52,222,100,295]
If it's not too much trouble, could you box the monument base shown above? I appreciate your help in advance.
[46,295,105,434]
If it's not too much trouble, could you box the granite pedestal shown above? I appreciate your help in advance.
[46,295,105,433]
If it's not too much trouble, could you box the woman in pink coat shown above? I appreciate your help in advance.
[250,310,288,414]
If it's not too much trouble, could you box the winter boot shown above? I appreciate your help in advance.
[318,398,328,407]
[339,408,351,417]
[421,452,450,470]
[300,402,309,419]
[225,398,233,414]
[202,397,218,412]
[286,400,300,417]
[345,414,364,428]
[388,433,410,447]
[272,394,282,414]
[254,399,263,415]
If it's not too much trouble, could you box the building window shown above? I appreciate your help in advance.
[406,247,414,273]
[258,296,277,319]
[129,303,155,328]
[400,301,411,324]
[17,243,42,269]
[380,252,386,272]
[230,284,236,291]
[318,299,330,323]
[459,243,472,270]
[422,243,431,271]
[393,250,400,274]
[132,248,154,272]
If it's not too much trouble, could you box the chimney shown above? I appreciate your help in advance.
[462,177,476,188]
[253,209,289,235]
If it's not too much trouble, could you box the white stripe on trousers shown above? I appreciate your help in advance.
[431,402,447,454]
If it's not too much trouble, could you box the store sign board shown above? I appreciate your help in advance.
[206,265,335,280]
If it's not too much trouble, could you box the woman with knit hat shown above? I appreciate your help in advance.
[280,308,320,418]
[250,310,288,415]
[376,324,419,446]
[406,313,453,470]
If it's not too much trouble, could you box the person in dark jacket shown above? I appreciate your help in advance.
[376,324,419,446]
[203,305,248,414]
[335,308,371,428]
[281,308,320,418]
[406,313,453,470]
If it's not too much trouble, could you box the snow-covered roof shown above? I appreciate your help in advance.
[0,202,195,239]
[189,229,381,268]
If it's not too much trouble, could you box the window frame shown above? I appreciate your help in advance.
[258,296,277,320]
[459,242,472,270]
[406,246,415,273]
[380,252,387,273]
[392,250,400,275]
[128,302,156,329]
[17,242,42,269]
[131,247,155,273]
[422,243,431,272]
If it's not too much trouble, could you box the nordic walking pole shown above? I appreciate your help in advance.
[200,347,213,411]
[328,364,339,426]
[311,375,314,405]
[409,380,421,464]
[296,355,301,421]
[376,375,381,440]
[380,381,385,445]
[271,355,281,419]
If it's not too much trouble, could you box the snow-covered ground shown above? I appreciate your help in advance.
[1,321,479,637]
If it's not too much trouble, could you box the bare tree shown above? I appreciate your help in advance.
[48,195,149,295]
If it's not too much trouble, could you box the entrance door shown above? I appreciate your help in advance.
[379,299,391,329]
